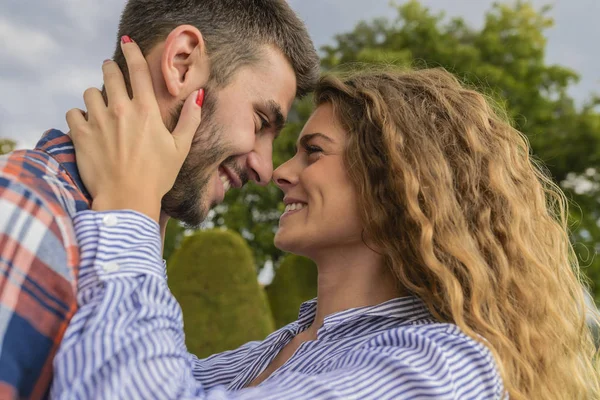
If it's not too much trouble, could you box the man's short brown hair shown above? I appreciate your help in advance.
[113,0,319,97]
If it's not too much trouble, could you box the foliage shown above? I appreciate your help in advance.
[319,0,600,302]
[265,255,318,328]
[167,229,275,358]
[163,218,186,262]
[0,139,16,155]
[164,1,600,303]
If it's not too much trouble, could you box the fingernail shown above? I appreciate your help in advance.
[103,59,112,64]
[121,35,133,44]
[196,88,205,107]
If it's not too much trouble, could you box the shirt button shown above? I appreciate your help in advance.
[103,262,120,273]
[102,214,119,227]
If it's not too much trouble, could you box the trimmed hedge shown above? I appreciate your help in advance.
[167,229,275,358]
[266,255,318,328]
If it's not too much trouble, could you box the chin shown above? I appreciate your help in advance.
[274,232,295,253]
[167,198,209,229]
[274,232,310,256]
[273,234,286,251]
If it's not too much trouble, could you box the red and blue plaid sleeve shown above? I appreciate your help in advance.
[0,150,81,400]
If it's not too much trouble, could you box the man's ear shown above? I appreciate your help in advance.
[161,25,211,97]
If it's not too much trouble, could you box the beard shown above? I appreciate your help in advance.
[161,87,226,227]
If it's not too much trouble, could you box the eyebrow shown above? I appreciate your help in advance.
[297,132,335,150]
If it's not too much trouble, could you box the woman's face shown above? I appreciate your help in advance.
[273,103,363,257]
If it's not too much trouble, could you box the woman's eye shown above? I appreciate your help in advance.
[305,145,323,160]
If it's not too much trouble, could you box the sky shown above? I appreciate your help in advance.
[1,0,599,149]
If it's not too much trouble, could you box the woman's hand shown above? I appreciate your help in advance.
[66,36,204,223]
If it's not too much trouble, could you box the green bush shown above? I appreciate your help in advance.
[266,255,318,329]
[163,218,186,262]
[167,229,275,358]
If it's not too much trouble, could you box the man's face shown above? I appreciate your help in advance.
[162,46,297,227]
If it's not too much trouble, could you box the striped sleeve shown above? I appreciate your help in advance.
[51,210,503,400]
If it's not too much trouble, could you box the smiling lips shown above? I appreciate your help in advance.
[284,202,305,213]
[219,173,231,192]
[281,198,308,219]
[215,175,307,217]
[218,166,242,195]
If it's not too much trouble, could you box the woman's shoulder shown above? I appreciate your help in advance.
[356,320,505,399]
[364,319,494,363]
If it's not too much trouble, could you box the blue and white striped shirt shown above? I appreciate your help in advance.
[51,210,505,400]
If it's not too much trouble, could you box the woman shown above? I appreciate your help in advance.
[53,45,598,399]
[279,69,600,399]
[269,69,600,399]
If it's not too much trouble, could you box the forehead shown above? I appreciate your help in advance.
[298,103,347,142]
[229,46,297,115]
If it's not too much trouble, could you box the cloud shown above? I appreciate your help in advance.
[1,0,599,150]
[0,17,59,69]
[43,67,103,97]
[55,0,122,35]
[0,0,121,149]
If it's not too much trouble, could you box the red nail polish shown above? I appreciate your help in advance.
[196,89,205,107]
[121,35,133,44]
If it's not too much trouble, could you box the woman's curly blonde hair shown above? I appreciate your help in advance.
[314,67,599,399]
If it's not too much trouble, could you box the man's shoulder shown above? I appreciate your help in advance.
[0,148,81,400]
[0,148,85,218]
[0,148,81,265]
[1,146,61,180]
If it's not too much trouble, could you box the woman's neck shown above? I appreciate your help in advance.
[303,244,404,339]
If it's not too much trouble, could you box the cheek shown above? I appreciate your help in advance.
[324,186,362,233]
[305,169,362,233]
[219,107,255,153]
[274,179,362,254]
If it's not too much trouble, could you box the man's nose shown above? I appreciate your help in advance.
[246,150,273,186]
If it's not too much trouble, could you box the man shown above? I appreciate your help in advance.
[0,0,318,397]
[51,40,507,399]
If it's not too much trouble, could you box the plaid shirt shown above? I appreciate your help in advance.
[0,129,90,399]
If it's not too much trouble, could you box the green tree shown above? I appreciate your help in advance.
[266,255,318,328]
[167,229,275,358]
[205,1,600,303]
[0,139,16,155]
[320,0,600,302]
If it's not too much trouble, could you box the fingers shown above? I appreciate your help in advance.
[82,87,106,124]
[102,59,128,105]
[172,89,204,156]
[120,36,157,105]
[65,108,88,142]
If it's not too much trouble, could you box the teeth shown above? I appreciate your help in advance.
[220,174,231,192]
[284,203,306,213]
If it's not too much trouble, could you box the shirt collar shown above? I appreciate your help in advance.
[296,296,432,332]
[35,129,91,201]
[297,299,318,327]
